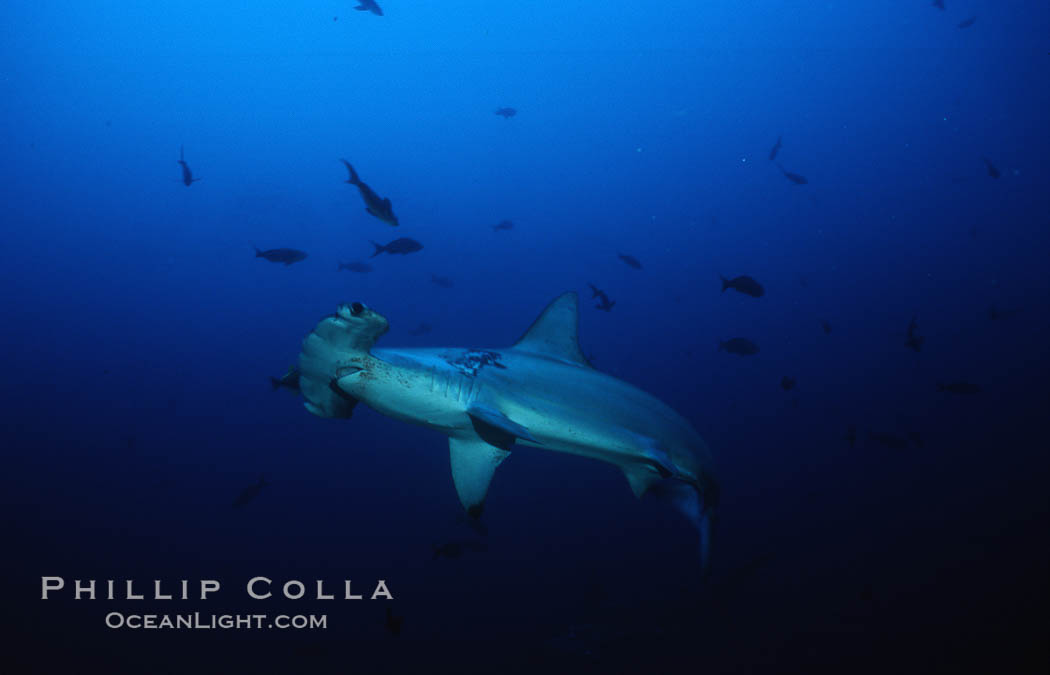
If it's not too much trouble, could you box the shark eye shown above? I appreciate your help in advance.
[350,302,364,316]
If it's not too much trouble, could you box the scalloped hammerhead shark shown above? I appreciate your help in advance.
[297,292,719,570]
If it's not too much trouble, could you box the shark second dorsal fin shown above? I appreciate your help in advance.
[512,292,590,366]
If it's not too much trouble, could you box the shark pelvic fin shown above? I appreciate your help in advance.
[512,292,591,367]
[467,403,537,444]
[622,464,663,498]
[449,434,511,518]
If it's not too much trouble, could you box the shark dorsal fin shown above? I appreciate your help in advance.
[512,292,590,366]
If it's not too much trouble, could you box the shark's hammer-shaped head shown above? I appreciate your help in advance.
[298,301,388,419]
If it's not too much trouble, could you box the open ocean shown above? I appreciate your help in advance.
[1,2,1047,673]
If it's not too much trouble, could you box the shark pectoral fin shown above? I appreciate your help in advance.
[467,403,537,444]
[449,434,510,518]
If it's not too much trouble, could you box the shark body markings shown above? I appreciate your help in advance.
[297,293,718,569]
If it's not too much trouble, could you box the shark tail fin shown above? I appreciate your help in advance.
[369,241,384,257]
[180,145,184,161]
[719,275,729,292]
[270,376,282,391]
[253,245,262,257]
[648,479,716,576]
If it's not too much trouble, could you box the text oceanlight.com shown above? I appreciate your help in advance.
[104,612,327,630]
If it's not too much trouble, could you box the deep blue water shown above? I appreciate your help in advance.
[1,2,1048,673]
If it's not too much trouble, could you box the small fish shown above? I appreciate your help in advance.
[780,376,796,391]
[431,274,454,288]
[338,261,373,273]
[408,322,432,336]
[720,275,765,298]
[719,338,759,356]
[454,511,489,537]
[432,539,488,560]
[371,238,423,257]
[617,253,642,269]
[932,0,944,9]
[492,219,514,231]
[270,366,301,394]
[341,159,398,226]
[937,381,981,394]
[353,0,383,16]
[981,157,1000,179]
[821,320,832,335]
[385,607,403,637]
[177,145,200,186]
[494,107,517,118]
[957,16,976,28]
[255,247,308,265]
[845,425,857,449]
[588,283,616,312]
[907,431,925,449]
[867,432,910,450]
[768,135,782,161]
[233,475,268,508]
[776,162,808,185]
[905,315,924,352]
[987,305,1020,320]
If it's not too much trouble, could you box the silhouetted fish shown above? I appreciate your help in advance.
[371,238,423,257]
[454,511,489,537]
[821,320,832,335]
[776,162,808,185]
[780,376,796,391]
[617,253,642,269]
[341,159,398,226]
[867,432,910,450]
[905,315,924,352]
[177,145,200,186]
[768,135,782,161]
[431,274,454,288]
[937,381,981,394]
[588,283,616,312]
[957,16,976,28]
[270,366,301,394]
[408,322,432,336]
[385,607,402,637]
[233,475,268,508]
[719,338,759,355]
[932,0,944,9]
[255,247,308,265]
[338,261,373,273]
[494,107,517,118]
[720,275,765,297]
[492,219,514,231]
[845,425,857,449]
[987,304,1020,320]
[353,0,383,16]
[981,157,1000,179]
[432,539,488,560]
[907,432,925,448]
